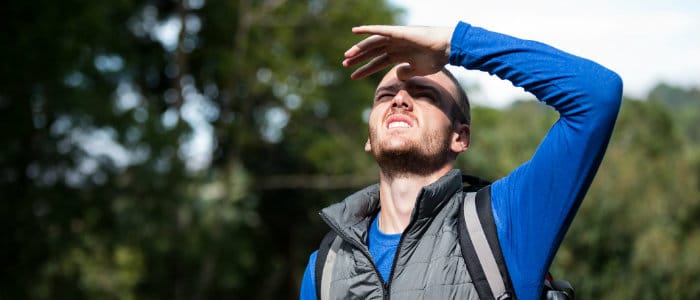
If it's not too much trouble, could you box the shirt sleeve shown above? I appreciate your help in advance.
[299,251,318,300]
[449,21,622,299]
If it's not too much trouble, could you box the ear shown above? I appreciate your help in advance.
[364,138,372,152]
[450,124,470,153]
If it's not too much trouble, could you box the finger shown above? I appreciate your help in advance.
[352,25,403,38]
[350,53,393,80]
[343,45,386,67]
[395,63,416,81]
[344,35,389,58]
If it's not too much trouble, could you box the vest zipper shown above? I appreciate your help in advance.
[383,207,420,300]
[320,188,423,300]
[319,213,390,297]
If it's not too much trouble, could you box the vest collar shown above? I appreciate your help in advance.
[411,169,463,222]
[320,169,464,245]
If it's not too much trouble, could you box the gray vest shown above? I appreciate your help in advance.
[318,170,482,300]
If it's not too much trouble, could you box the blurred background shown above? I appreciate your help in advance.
[1,0,698,299]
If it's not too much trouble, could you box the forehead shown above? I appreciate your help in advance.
[377,66,459,98]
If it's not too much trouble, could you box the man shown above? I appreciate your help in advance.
[300,21,622,299]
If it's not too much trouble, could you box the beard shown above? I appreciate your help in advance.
[368,126,453,179]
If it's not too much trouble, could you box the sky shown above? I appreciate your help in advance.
[390,0,700,107]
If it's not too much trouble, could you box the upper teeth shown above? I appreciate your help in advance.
[388,121,410,128]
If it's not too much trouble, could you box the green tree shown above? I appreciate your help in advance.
[461,90,700,299]
[4,0,699,298]
[1,1,400,299]
[553,96,700,299]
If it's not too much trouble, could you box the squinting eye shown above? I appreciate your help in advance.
[375,94,394,102]
[416,93,437,102]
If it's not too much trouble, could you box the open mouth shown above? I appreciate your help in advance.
[388,121,410,129]
[385,114,415,129]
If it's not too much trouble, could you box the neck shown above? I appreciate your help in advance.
[377,164,453,234]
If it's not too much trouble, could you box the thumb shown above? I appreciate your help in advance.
[395,63,415,81]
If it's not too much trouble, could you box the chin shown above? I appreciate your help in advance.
[380,136,415,149]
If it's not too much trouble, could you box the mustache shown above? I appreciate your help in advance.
[383,110,417,123]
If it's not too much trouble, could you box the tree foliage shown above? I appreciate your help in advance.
[458,90,700,299]
[1,1,397,299]
[1,1,699,299]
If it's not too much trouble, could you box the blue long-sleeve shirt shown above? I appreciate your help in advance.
[300,21,622,300]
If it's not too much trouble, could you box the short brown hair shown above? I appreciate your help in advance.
[439,67,471,125]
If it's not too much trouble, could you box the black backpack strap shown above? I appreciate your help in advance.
[458,185,516,300]
[544,275,575,300]
[462,174,492,189]
[314,231,342,300]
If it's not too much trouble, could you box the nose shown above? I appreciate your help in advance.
[391,90,413,110]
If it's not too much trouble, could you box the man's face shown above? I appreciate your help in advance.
[365,67,469,175]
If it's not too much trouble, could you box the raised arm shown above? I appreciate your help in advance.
[448,22,622,299]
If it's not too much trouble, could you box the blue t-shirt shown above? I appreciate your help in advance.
[300,21,622,300]
[367,214,402,282]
